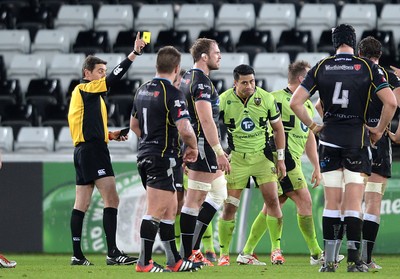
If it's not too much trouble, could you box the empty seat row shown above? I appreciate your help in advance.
[0,126,138,154]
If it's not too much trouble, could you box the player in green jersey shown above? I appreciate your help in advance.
[238,61,325,266]
[217,64,286,266]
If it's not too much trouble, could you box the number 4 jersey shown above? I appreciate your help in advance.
[301,53,389,148]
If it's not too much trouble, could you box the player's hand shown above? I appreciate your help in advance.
[108,131,128,141]
[310,123,324,136]
[134,31,146,54]
[390,65,400,77]
[276,160,286,180]
[183,146,198,163]
[217,154,231,174]
[387,127,400,144]
[366,125,383,146]
[311,168,321,188]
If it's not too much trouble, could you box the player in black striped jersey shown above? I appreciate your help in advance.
[290,24,397,272]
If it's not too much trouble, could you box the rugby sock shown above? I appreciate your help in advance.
[193,201,217,250]
[242,211,268,255]
[174,214,181,250]
[71,209,85,259]
[139,217,159,265]
[297,214,323,256]
[335,218,345,261]
[180,209,198,258]
[103,207,118,256]
[218,219,235,256]
[202,222,215,253]
[266,215,283,251]
[344,214,363,263]
[362,214,380,263]
[322,210,341,264]
[160,220,181,266]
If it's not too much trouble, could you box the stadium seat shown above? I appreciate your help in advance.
[215,3,255,45]
[25,78,63,125]
[210,52,249,89]
[134,4,174,48]
[55,125,73,153]
[276,29,314,62]
[31,29,70,67]
[0,5,16,29]
[198,29,234,53]
[0,103,34,138]
[154,29,191,53]
[127,53,157,83]
[94,4,134,47]
[175,4,215,43]
[16,5,55,40]
[236,29,274,65]
[54,5,94,43]
[41,103,69,138]
[253,53,290,92]
[378,4,400,46]
[7,54,47,97]
[108,126,138,154]
[0,79,22,114]
[295,52,331,67]
[113,30,138,56]
[338,4,377,44]
[47,53,86,97]
[296,4,337,50]
[269,77,289,92]
[317,29,335,56]
[180,53,193,72]
[14,126,55,152]
[95,53,126,69]
[0,29,31,67]
[0,126,14,153]
[256,3,296,50]
[72,30,111,56]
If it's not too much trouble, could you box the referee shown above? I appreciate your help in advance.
[68,32,146,266]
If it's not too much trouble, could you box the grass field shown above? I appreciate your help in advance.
[1,253,399,278]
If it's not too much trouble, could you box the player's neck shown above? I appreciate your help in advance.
[193,63,210,76]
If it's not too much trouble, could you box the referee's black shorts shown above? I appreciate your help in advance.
[74,141,114,185]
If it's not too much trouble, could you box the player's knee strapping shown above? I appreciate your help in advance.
[187,179,211,191]
[207,175,228,207]
[343,169,367,184]
[225,195,240,208]
[365,182,385,194]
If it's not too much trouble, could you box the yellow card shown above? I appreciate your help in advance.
[142,32,151,44]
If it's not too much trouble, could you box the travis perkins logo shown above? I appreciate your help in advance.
[325,64,361,71]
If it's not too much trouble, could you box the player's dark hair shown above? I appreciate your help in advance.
[82,55,107,77]
[233,64,255,81]
[288,60,311,84]
[190,38,217,62]
[156,46,181,74]
[358,36,382,60]
[332,24,356,50]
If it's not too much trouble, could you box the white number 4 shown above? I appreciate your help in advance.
[332,82,349,108]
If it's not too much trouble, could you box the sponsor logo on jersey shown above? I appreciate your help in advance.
[241,117,255,132]
[325,65,359,71]
[254,97,261,106]
[113,65,123,75]
[354,64,361,71]
[198,91,211,99]
[174,100,182,107]
[178,109,189,117]
[154,91,160,97]
[198,83,204,90]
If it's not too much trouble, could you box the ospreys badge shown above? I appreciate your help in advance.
[254,97,261,106]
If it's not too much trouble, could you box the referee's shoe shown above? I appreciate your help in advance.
[106,250,138,265]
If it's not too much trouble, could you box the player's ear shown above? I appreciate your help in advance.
[201,53,207,59]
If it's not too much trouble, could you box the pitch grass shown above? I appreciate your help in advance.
[1,253,399,278]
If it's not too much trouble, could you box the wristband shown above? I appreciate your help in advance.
[212,143,224,157]
[277,149,285,161]
[133,50,142,56]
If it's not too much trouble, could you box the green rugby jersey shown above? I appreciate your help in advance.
[219,87,280,153]
[271,88,314,158]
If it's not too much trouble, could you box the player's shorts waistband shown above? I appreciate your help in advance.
[231,149,263,159]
